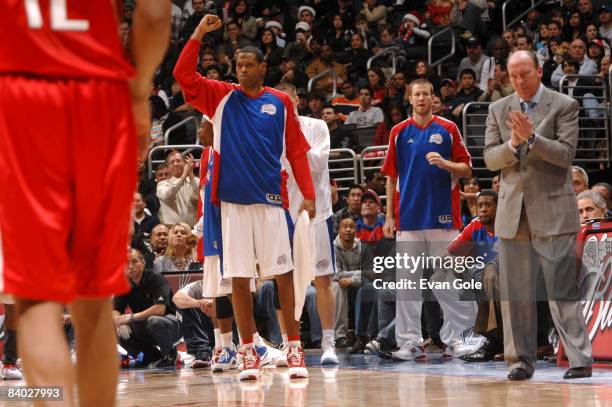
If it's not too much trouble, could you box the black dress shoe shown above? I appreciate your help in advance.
[349,337,367,354]
[461,342,496,362]
[563,367,592,379]
[335,337,348,349]
[507,367,532,381]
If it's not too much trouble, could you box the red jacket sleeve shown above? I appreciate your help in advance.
[173,39,235,119]
[288,153,316,201]
[381,125,399,178]
[449,123,472,166]
[447,222,474,256]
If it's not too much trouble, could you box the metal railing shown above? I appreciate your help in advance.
[427,25,455,76]
[307,69,338,99]
[328,148,359,192]
[367,46,401,76]
[147,144,205,178]
[558,74,610,165]
[502,0,561,31]
[462,102,492,182]
[359,145,389,204]
[164,116,200,145]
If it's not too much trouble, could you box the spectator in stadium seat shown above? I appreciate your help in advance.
[359,0,387,30]
[564,11,584,43]
[479,37,510,92]
[340,32,373,84]
[154,223,201,273]
[374,102,407,146]
[333,184,365,234]
[356,190,386,245]
[383,72,408,108]
[333,218,374,347]
[172,280,215,368]
[550,38,598,88]
[599,5,612,44]
[307,91,326,120]
[364,171,387,197]
[219,21,252,60]
[460,176,480,228]
[156,150,200,227]
[282,22,312,63]
[428,0,454,26]
[515,35,534,52]
[502,28,516,52]
[264,20,286,48]
[332,81,360,115]
[258,28,284,71]
[204,64,222,80]
[367,67,386,106]
[592,183,612,213]
[450,69,483,123]
[298,5,316,30]
[410,59,440,92]
[142,224,170,269]
[375,24,397,52]
[398,13,430,55]
[477,60,514,103]
[345,86,384,128]
[457,36,487,84]
[306,45,347,93]
[266,56,308,88]
[228,0,258,42]
[572,165,589,195]
[114,249,182,369]
[440,78,458,113]
[542,36,563,87]
[586,39,606,67]
[178,0,210,47]
[325,14,354,54]
[578,0,598,27]
[323,105,357,150]
[139,163,170,218]
[491,173,500,193]
[577,190,608,224]
[584,23,600,43]
[132,192,160,243]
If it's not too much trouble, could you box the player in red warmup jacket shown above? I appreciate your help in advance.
[0,1,170,405]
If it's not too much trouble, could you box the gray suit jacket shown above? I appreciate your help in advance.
[483,86,580,240]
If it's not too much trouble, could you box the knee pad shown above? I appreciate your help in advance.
[215,296,234,319]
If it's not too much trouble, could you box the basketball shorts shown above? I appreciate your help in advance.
[313,217,335,277]
[202,255,255,298]
[0,75,137,303]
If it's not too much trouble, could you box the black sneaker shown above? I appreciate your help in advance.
[349,337,367,354]
[156,349,180,369]
[134,349,163,369]
[335,338,348,349]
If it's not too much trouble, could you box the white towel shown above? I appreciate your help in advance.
[292,211,316,321]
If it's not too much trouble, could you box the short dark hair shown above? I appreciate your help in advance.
[307,90,326,102]
[237,46,265,63]
[322,104,336,112]
[359,85,373,95]
[348,184,365,194]
[496,59,508,71]
[477,189,498,204]
[156,163,168,171]
[204,64,221,75]
[459,68,476,79]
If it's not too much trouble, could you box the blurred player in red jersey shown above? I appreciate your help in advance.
[0,1,170,405]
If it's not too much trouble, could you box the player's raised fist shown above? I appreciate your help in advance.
[192,14,223,40]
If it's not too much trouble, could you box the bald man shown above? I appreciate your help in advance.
[484,50,592,381]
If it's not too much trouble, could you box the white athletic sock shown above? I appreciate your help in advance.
[214,329,221,348]
[288,340,301,348]
[282,333,288,346]
[322,329,335,342]
[221,332,233,349]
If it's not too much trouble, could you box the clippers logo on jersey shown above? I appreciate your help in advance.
[261,103,277,115]
[381,116,472,231]
[266,193,283,204]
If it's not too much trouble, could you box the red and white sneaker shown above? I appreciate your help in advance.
[238,347,261,381]
[287,346,308,379]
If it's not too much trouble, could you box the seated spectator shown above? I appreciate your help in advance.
[266,56,308,88]
[587,39,607,67]
[439,78,458,114]
[228,0,258,42]
[577,190,608,224]
[172,280,215,368]
[340,33,373,84]
[345,86,384,128]
[381,72,408,109]
[599,5,612,44]
[479,37,509,92]
[139,163,171,218]
[457,36,487,84]
[359,0,387,30]
[333,218,374,347]
[428,0,454,26]
[307,91,326,120]
[132,192,160,243]
[583,23,600,43]
[331,81,360,115]
[542,36,563,87]
[592,183,612,214]
[259,28,284,70]
[491,173,500,193]
[264,20,286,48]
[333,184,365,233]
[356,190,385,244]
[156,150,200,227]
[572,165,589,195]
[366,67,386,105]
[551,38,598,88]
[306,44,347,93]
[114,249,182,368]
[374,102,407,146]
[398,13,430,57]
[375,24,397,52]
[410,59,440,91]
[431,93,445,117]
[325,14,354,53]
[353,14,379,51]
[477,60,514,102]
[460,176,480,229]
[450,68,483,123]
[154,223,201,273]
[204,64,222,80]
[323,105,357,150]
[364,171,386,197]
[146,224,169,263]
[283,22,312,63]
[219,21,252,60]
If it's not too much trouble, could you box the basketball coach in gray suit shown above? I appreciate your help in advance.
[483,50,592,381]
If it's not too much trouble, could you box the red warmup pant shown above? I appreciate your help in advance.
[0,75,137,303]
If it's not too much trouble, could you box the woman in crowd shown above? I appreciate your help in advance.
[153,223,201,273]
[326,14,354,53]
[460,176,480,228]
[228,0,258,41]
[258,28,284,69]
[373,102,407,146]
[563,11,583,42]
[367,67,386,105]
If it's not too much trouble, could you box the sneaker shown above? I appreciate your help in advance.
[321,337,339,365]
[239,347,261,381]
[287,346,308,379]
[274,343,288,368]
[192,354,212,369]
[255,343,272,367]
[212,346,222,365]
[391,342,426,361]
[348,337,367,354]
[156,349,180,369]
[423,338,444,359]
[364,339,380,355]
[214,346,238,372]
[442,343,474,358]
[2,364,22,380]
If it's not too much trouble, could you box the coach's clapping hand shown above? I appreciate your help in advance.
[300,199,316,219]
[506,111,534,146]
[192,15,223,41]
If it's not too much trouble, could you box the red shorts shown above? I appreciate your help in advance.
[0,75,137,303]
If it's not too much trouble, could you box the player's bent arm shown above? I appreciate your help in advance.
[445,161,472,178]
[130,0,171,102]
[133,304,167,321]
[306,124,331,174]
[483,106,519,171]
[172,291,199,309]
[289,153,316,201]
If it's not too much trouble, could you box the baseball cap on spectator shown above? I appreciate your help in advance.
[361,190,381,207]
[441,78,457,88]
[298,5,316,18]
[467,36,480,48]
[588,39,608,52]
[403,13,420,26]
[265,20,283,31]
[600,4,612,13]
[295,22,311,32]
